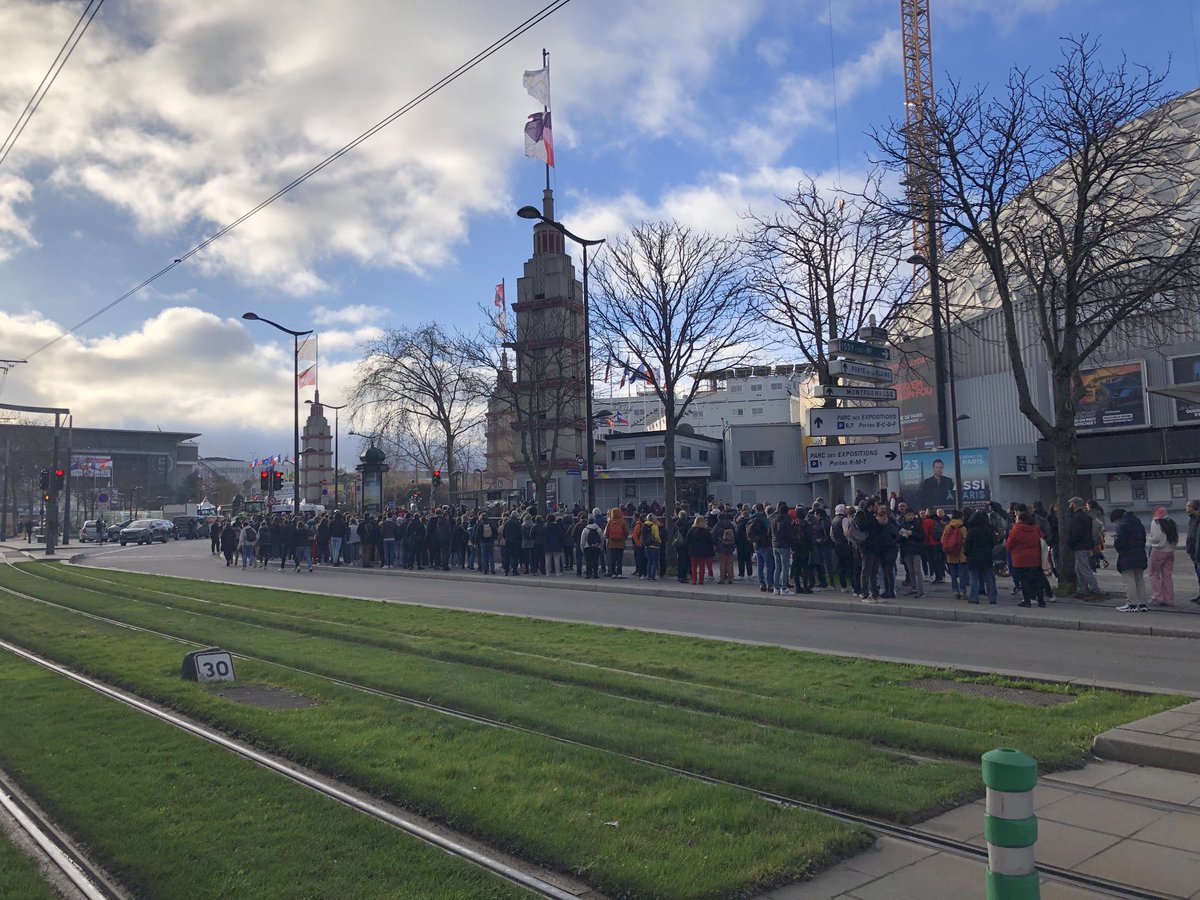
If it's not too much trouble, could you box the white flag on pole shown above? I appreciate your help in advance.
[523,66,551,107]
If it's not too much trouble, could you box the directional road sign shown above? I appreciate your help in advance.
[813,384,898,401]
[808,407,901,437]
[806,442,903,474]
[828,358,895,384]
[832,337,892,361]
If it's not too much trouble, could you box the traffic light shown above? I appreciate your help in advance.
[39,469,49,491]
[42,492,51,503]
[432,469,442,486]
[54,468,65,489]
[260,470,270,490]
[273,471,283,490]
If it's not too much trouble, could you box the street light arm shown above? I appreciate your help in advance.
[242,312,313,339]
[516,207,606,248]
[906,254,954,286]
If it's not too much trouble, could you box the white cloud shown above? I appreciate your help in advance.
[0,174,37,260]
[312,304,388,327]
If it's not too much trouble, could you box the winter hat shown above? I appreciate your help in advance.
[834,503,846,514]
[592,508,600,516]
[1154,506,1167,519]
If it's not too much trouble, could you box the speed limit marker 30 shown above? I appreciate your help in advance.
[181,648,236,683]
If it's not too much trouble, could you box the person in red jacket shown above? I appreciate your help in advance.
[1005,511,1048,607]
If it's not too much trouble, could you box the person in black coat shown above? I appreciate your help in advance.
[685,515,715,585]
[674,512,692,584]
[542,515,565,574]
[1111,509,1149,611]
[964,510,999,604]
[859,506,896,600]
[219,520,238,566]
[501,513,523,575]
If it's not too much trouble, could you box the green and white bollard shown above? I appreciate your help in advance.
[981,748,1039,900]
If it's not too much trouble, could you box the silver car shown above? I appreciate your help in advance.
[118,519,172,546]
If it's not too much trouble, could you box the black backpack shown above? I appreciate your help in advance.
[586,526,602,548]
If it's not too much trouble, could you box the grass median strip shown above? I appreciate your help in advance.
[0,652,530,899]
[39,563,1183,768]
[0,574,869,898]
[8,564,983,818]
[0,832,57,900]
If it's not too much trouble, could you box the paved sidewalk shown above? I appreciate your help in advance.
[773,759,1200,899]
[1095,700,1200,775]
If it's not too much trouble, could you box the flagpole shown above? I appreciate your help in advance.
[542,48,550,192]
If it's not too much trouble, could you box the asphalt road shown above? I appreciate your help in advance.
[63,538,1200,696]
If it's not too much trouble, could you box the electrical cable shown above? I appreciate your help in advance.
[22,0,574,361]
[0,0,105,170]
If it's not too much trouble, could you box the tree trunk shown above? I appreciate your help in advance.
[662,420,677,570]
[1051,370,1081,593]
[445,433,456,506]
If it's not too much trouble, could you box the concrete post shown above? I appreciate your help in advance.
[981,747,1039,900]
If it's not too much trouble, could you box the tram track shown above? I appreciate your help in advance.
[0,557,1176,898]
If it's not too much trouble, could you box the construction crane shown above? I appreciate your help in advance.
[900,0,950,450]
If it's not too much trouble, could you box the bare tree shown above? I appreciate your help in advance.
[874,37,1200,588]
[742,173,907,503]
[460,303,586,509]
[590,221,758,538]
[351,323,488,504]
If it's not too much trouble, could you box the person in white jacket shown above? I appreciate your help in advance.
[579,520,604,579]
[1147,507,1178,606]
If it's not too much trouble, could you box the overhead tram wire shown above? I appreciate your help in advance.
[0,0,106,171]
[22,0,575,361]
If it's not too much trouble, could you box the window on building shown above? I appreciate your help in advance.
[698,450,709,462]
[621,448,635,460]
[610,450,617,461]
[692,410,704,417]
[739,450,775,468]
[751,384,763,392]
[752,407,763,415]
[736,408,745,416]
[646,445,666,459]
[771,382,782,389]
[730,385,743,393]
[680,445,692,460]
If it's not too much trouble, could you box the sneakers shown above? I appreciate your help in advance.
[1115,603,1148,612]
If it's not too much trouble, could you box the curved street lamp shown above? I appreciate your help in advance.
[516,205,606,511]
[243,312,313,514]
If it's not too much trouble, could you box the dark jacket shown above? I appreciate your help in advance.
[543,520,564,553]
[686,524,715,560]
[860,515,895,555]
[1066,508,1095,552]
[747,512,771,549]
[963,512,998,572]
[1113,513,1148,573]
[770,512,795,549]
[502,516,523,546]
[1187,512,1200,563]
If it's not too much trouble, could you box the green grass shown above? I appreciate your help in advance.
[0,561,1183,896]
[0,652,529,899]
[0,832,56,900]
[0,564,868,899]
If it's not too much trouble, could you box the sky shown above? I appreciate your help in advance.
[0,0,1198,462]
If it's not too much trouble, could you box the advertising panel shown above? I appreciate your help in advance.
[71,455,114,478]
[1072,361,1148,432]
[1169,353,1200,424]
[892,353,938,451]
[899,448,991,510]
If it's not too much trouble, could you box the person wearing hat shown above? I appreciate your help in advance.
[1147,506,1179,606]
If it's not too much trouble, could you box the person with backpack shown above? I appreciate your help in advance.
[579,517,604,578]
[642,515,662,581]
[674,510,692,583]
[747,504,773,593]
[790,508,815,594]
[734,508,753,581]
[604,507,629,577]
[1147,507,1178,607]
[292,518,313,573]
[963,510,998,604]
[770,501,794,596]
[940,510,967,600]
[255,520,272,568]
[829,504,854,592]
[238,520,257,570]
[631,514,647,579]
[715,511,737,584]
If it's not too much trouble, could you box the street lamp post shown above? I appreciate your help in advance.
[306,399,346,509]
[908,253,963,508]
[516,205,606,512]
[243,313,313,515]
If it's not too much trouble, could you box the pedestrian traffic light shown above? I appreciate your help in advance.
[260,470,270,490]
[54,468,65,489]
[273,471,283,490]
[432,469,442,486]
[39,469,49,491]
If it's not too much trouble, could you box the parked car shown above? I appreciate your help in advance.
[173,516,201,539]
[79,520,104,542]
[106,519,133,541]
[118,519,173,546]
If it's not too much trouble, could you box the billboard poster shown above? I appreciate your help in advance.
[1072,361,1148,432]
[71,455,113,478]
[1169,353,1200,424]
[899,447,991,510]
[892,353,938,452]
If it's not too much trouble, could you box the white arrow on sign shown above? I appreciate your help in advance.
[808,407,901,436]
[813,384,898,401]
[806,441,903,473]
[828,358,894,384]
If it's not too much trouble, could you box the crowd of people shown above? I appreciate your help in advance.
[198,494,1200,611]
